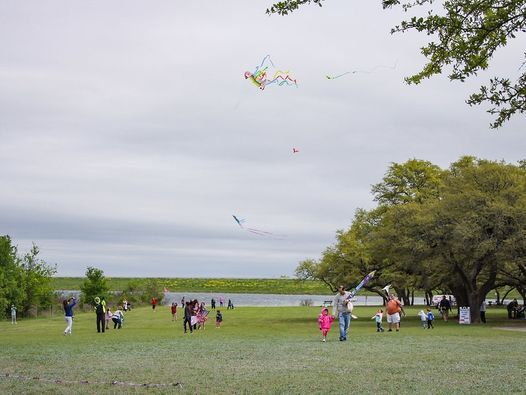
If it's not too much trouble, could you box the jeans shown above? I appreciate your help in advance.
[338,312,351,339]
[112,317,122,329]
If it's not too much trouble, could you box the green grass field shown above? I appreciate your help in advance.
[51,277,332,294]
[1,305,524,394]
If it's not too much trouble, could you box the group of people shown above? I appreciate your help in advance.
[180,298,224,333]
[318,286,414,342]
[506,298,525,319]
[209,296,234,310]
[61,296,125,335]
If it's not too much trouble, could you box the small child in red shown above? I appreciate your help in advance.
[318,307,335,342]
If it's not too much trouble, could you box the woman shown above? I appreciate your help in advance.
[63,297,77,335]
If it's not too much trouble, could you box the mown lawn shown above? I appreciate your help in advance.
[0,305,524,394]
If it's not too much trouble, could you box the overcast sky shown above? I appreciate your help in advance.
[1,1,524,277]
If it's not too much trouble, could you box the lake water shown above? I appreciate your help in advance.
[163,292,427,307]
[58,290,413,306]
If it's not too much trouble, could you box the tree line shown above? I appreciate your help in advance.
[295,156,526,323]
[0,235,56,318]
[0,236,166,318]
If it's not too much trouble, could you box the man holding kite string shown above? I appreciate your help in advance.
[332,271,376,341]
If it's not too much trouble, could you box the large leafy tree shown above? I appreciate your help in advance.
[0,236,56,317]
[267,0,526,128]
[295,208,392,298]
[0,236,23,316]
[394,157,526,322]
[297,157,526,322]
[80,266,110,306]
[19,244,56,316]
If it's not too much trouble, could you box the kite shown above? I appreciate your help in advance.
[244,55,298,90]
[325,72,351,80]
[326,61,398,80]
[381,284,391,296]
[345,270,376,302]
[232,214,280,237]
[292,148,299,154]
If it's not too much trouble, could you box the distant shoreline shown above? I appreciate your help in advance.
[52,277,333,295]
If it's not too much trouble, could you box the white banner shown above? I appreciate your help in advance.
[459,307,471,324]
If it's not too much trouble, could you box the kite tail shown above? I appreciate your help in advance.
[246,227,274,236]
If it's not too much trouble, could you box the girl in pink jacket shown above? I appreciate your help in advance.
[318,307,335,342]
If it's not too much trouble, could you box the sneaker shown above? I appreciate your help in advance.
[322,338,326,342]
[388,329,392,332]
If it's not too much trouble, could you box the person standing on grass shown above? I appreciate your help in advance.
[211,298,216,310]
[216,310,223,328]
[94,296,106,333]
[418,309,428,329]
[151,297,158,311]
[198,302,208,330]
[480,300,487,323]
[11,304,17,325]
[318,307,335,342]
[219,296,224,308]
[426,308,434,329]
[105,307,113,330]
[386,294,405,332]
[183,301,193,334]
[371,309,385,332]
[439,295,452,322]
[63,297,77,335]
[332,285,352,341]
[171,302,178,321]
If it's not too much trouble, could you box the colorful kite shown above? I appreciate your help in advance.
[345,270,376,301]
[232,214,280,237]
[292,148,299,154]
[244,55,298,90]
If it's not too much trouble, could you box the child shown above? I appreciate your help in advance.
[371,309,385,332]
[426,308,434,329]
[216,310,223,328]
[318,307,335,342]
[171,302,178,321]
[11,304,17,325]
[105,307,113,330]
[418,309,428,329]
[198,302,208,330]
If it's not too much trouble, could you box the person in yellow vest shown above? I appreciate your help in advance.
[94,296,106,333]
